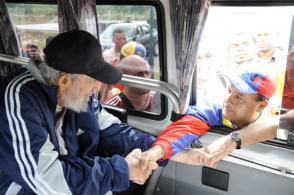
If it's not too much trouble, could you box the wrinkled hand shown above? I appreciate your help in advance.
[140,145,164,170]
[201,135,236,168]
[125,148,158,185]
[171,148,212,167]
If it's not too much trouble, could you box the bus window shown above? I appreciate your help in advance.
[7,3,163,116]
[97,5,162,115]
[7,3,58,63]
[197,6,294,142]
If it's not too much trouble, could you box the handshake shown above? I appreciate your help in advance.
[125,134,238,185]
[124,145,164,185]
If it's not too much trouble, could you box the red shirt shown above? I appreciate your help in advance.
[282,81,294,109]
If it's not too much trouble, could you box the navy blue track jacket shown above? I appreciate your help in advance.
[0,69,155,195]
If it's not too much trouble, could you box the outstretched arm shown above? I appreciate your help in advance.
[151,115,209,160]
[171,117,279,168]
[140,102,222,168]
[140,115,210,169]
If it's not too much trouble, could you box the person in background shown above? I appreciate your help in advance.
[25,43,44,65]
[196,42,224,104]
[100,41,147,103]
[103,28,127,65]
[255,27,284,67]
[255,26,287,114]
[106,55,158,112]
[228,33,256,69]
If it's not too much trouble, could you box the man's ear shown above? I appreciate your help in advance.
[257,100,269,112]
[57,73,71,90]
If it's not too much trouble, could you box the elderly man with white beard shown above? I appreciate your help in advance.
[0,30,159,195]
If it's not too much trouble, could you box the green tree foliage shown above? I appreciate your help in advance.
[96,5,150,21]
[7,3,151,23]
[7,3,57,24]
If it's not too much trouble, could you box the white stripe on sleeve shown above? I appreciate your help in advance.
[5,72,71,195]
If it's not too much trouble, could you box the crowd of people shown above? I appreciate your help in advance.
[197,28,289,117]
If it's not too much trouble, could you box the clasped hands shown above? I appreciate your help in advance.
[126,135,235,185]
[125,145,163,185]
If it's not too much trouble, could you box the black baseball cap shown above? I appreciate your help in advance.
[43,30,122,84]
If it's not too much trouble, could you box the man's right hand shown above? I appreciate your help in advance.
[125,148,158,185]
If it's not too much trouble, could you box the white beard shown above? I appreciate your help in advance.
[62,92,89,113]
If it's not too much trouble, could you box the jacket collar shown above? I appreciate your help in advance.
[26,62,58,111]
[39,83,58,111]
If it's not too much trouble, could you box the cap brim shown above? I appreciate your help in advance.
[218,73,256,94]
[88,61,122,84]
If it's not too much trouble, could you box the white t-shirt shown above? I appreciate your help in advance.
[103,48,120,64]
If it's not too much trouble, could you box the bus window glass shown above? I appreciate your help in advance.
[197,6,294,140]
[7,3,162,115]
[97,5,161,115]
[7,3,58,64]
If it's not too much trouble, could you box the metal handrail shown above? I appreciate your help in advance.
[0,53,29,66]
[121,74,180,113]
[0,53,181,113]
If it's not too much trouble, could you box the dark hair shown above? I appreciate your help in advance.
[256,93,267,102]
[26,44,39,49]
[231,32,256,44]
[112,28,125,38]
